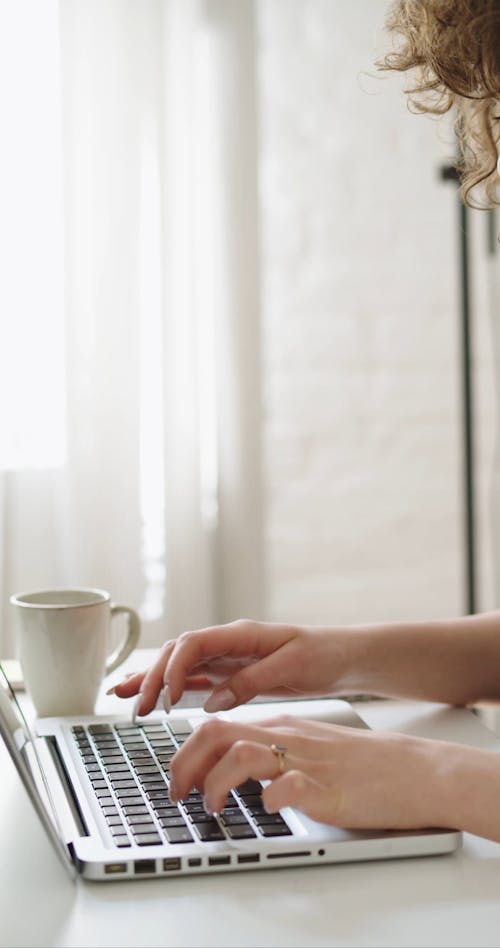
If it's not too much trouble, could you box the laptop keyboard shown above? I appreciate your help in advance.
[71,720,292,848]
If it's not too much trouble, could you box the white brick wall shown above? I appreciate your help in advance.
[256,0,497,626]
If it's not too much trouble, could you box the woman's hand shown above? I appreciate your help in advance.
[111,619,367,717]
[168,713,449,832]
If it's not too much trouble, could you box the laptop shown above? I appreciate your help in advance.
[0,662,461,882]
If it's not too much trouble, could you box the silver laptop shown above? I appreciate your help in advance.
[0,663,460,882]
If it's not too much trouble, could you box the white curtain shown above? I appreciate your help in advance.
[0,0,264,655]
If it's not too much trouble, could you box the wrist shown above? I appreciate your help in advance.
[314,623,381,696]
[433,743,500,842]
[335,622,393,696]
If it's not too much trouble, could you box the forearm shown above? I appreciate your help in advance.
[348,610,500,705]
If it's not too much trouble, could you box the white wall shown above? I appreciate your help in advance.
[256,0,497,627]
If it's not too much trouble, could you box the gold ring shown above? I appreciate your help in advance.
[270,743,287,775]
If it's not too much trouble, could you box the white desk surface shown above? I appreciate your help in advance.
[2,649,500,948]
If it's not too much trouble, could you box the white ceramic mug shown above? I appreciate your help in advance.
[10,587,141,716]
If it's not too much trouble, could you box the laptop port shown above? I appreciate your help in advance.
[104,863,127,875]
[163,858,181,871]
[266,851,311,860]
[237,853,260,864]
[208,855,231,866]
[134,859,156,875]
[187,858,202,867]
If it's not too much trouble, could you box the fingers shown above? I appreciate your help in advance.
[168,719,247,801]
[166,711,353,828]
[203,740,300,814]
[201,647,290,712]
[109,629,244,715]
[112,620,295,718]
[165,621,291,712]
[110,639,175,709]
[164,623,257,709]
[108,671,145,698]
[132,639,176,715]
[169,718,288,802]
[169,717,343,825]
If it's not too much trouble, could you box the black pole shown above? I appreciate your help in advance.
[440,164,476,614]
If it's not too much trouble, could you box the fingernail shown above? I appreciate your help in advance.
[131,691,143,725]
[203,687,236,714]
[107,672,136,695]
[203,798,215,817]
[162,681,171,714]
[169,780,179,804]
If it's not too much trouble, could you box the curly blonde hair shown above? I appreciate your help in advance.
[378,0,500,208]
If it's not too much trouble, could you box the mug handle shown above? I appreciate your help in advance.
[105,605,141,675]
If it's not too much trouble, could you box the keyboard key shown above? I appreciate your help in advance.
[146,791,170,803]
[162,826,194,844]
[139,774,167,785]
[117,798,145,811]
[158,816,187,829]
[220,811,249,826]
[111,779,138,790]
[258,823,292,837]
[234,779,262,796]
[224,824,257,839]
[193,821,225,842]
[127,814,156,826]
[134,834,162,846]
[182,802,205,814]
[167,720,193,737]
[129,822,157,835]
[127,749,155,760]
[113,835,131,847]
[81,753,97,764]
[115,789,144,800]
[123,805,150,817]
[246,807,269,819]
[239,794,263,807]
[100,755,125,767]
[96,793,114,806]
[153,806,183,818]
[188,812,214,825]
[144,782,169,793]
[253,813,288,826]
